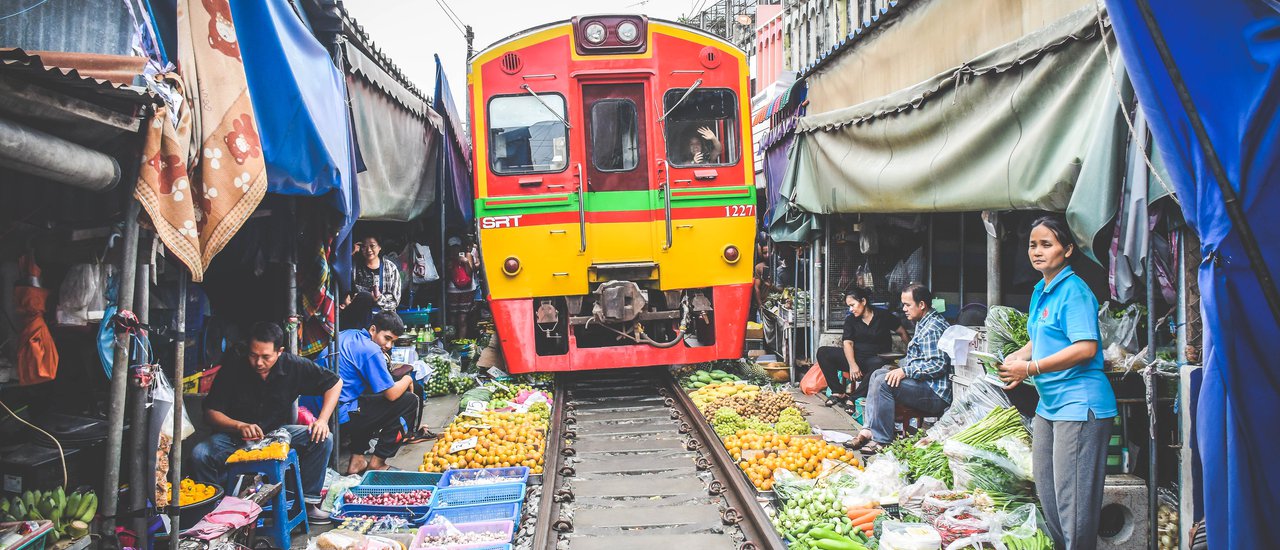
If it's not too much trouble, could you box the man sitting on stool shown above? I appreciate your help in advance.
[846,284,951,453]
[192,322,341,524]
[324,311,420,474]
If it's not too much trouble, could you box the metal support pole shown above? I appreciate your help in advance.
[102,197,141,541]
[957,215,966,308]
[440,148,449,328]
[1145,230,1159,550]
[987,212,1002,306]
[168,270,187,550]
[286,202,299,355]
[127,231,152,545]
[329,273,341,467]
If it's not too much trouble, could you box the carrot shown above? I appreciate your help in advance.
[847,509,882,525]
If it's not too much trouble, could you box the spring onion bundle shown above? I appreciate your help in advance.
[985,306,1030,359]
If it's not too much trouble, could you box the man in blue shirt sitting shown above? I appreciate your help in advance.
[846,284,952,453]
[325,311,418,474]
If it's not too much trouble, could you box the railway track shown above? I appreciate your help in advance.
[531,369,783,550]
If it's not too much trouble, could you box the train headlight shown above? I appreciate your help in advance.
[503,256,522,276]
[616,21,639,43]
[723,245,741,264]
[584,22,606,44]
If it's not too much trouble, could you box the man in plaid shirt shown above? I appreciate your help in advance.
[846,284,952,452]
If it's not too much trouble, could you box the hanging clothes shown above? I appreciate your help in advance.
[15,254,57,386]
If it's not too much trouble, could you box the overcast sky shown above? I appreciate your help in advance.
[341,0,706,112]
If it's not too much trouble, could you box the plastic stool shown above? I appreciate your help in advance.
[225,449,309,549]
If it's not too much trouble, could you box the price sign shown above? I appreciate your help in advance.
[460,410,484,419]
[449,437,478,454]
[487,367,508,379]
[466,401,487,413]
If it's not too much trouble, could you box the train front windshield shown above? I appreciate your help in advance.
[662,88,739,167]
[489,94,570,174]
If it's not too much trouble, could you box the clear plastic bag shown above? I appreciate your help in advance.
[321,474,362,512]
[1099,302,1142,354]
[225,427,292,463]
[926,379,1014,441]
[921,490,974,524]
[944,438,1036,511]
[838,453,907,505]
[56,263,101,326]
[934,505,994,547]
[899,476,948,517]
[154,370,195,440]
[984,306,1030,360]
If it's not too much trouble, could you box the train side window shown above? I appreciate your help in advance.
[589,99,638,172]
[488,94,569,174]
[662,88,739,167]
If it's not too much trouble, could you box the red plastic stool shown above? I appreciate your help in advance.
[894,404,933,437]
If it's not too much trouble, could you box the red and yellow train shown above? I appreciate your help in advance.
[469,15,756,373]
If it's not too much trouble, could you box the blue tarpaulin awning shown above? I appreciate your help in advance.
[230,0,359,283]
[1106,2,1280,547]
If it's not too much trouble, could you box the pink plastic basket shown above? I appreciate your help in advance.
[410,520,514,550]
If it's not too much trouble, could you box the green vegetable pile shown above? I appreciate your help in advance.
[771,488,868,550]
[891,407,1029,487]
[986,306,1030,359]
[681,368,740,389]
[424,357,476,397]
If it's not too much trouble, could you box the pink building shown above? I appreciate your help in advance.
[755,4,785,90]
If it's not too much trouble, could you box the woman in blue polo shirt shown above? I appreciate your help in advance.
[998,215,1117,550]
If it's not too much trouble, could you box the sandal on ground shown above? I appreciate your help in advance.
[402,427,438,444]
[861,441,886,455]
[823,394,847,407]
[842,432,872,451]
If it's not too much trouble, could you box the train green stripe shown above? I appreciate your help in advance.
[475,185,756,217]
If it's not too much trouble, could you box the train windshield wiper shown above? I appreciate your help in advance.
[520,84,572,129]
[659,79,703,122]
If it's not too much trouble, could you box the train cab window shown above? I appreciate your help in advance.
[662,88,739,167]
[489,94,569,174]
[589,99,638,172]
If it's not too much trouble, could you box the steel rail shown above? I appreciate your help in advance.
[661,371,784,550]
[533,376,567,550]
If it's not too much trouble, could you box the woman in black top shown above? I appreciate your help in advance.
[815,287,908,409]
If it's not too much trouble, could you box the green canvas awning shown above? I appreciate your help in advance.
[786,7,1158,256]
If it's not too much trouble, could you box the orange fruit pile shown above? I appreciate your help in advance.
[420,411,547,474]
[226,441,289,463]
[178,478,217,506]
[723,430,861,491]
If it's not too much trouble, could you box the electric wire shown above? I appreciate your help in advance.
[0,398,67,488]
[0,0,49,22]
[432,0,467,37]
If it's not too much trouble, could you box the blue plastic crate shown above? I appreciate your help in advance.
[424,501,522,525]
[335,484,436,516]
[361,470,443,487]
[330,508,430,525]
[438,467,529,488]
[428,482,526,509]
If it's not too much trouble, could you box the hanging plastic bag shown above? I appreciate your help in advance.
[56,263,101,326]
[799,365,826,396]
[926,379,1014,441]
[154,370,195,440]
[1100,302,1143,367]
[412,243,439,283]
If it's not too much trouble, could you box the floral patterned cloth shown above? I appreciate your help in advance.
[135,0,267,281]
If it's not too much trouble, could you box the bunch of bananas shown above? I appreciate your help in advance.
[0,487,97,540]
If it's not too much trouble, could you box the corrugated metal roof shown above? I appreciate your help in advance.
[0,0,136,57]
[0,48,158,112]
[800,0,915,79]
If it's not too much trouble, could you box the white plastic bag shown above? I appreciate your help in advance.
[412,243,439,283]
[154,370,195,440]
[938,325,978,367]
[56,263,101,326]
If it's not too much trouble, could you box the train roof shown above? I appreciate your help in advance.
[470,16,744,64]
